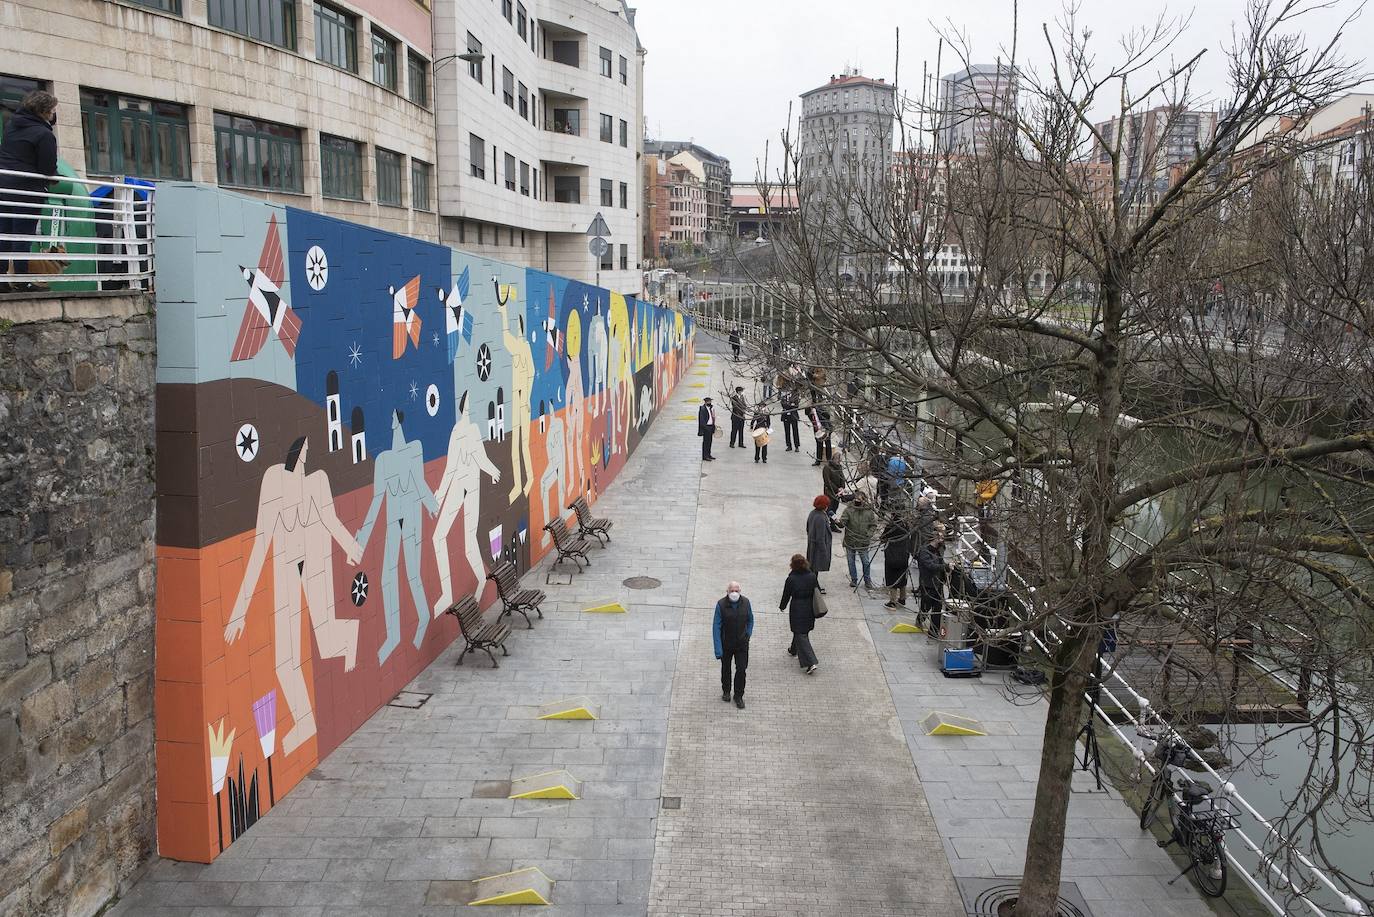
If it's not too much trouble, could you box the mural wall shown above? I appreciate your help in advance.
[152,184,695,862]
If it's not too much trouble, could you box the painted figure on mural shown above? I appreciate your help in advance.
[587,301,609,417]
[607,321,625,455]
[357,410,439,665]
[225,436,361,756]
[538,400,568,548]
[565,352,587,494]
[496,280,535,503]
[431,391,502,616]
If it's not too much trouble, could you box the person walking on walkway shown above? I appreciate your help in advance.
[914,494,939,545]
[780,387,801,452]
[821,456,846,527]
[806,495,833,594]
[729,327,741,360]
[729,386,748,448]
[838,493,878,589]
[751,403,770,463]
[713,581,753,709]
[780,554,820,674]
[807,403,833,466]
[697,397,717,461]
[0,91,59,292]
[916,524,949,638]
[882,513,916,609]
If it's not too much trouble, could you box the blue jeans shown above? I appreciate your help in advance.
[846,547,874,585]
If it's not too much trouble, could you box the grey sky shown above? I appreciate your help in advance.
[635,0,1372,180]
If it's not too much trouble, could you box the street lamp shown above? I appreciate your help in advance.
[433,50,487,71]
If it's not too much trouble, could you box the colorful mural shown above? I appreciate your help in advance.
[152,184,695,862]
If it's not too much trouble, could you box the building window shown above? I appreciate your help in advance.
[314,3,356,71]
[619,54,627,85]
[1,76,46,133]
[553,175,579,203]
[519,161,530,196]
[553,108,580,135]
[411,159,432,210]
[127,0,182,11]
[600,178,613,207]
[502,67,514,108]
[516,2,527,39]
[551,40,578,67]
[599,46,612,78]
[532,166,538,199]
[619,119,628,147]
[504,153,516,191]
[372,29,398,91]
[208,0,296,50]
[469,133,485,178]
[466,33,483,83]
[501,0,512,21]
[80,89,191,180]
[376,147,403,205]
[407,51,429,106]
[619,181,628,209]
[600,242,613,271]
[619,243,627,270]
[213,112,303,192]
[320,134,364,200]
[599,113,612,143]
[517,81,528,119]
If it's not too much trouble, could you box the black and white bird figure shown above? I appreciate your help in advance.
[231,214,301,362]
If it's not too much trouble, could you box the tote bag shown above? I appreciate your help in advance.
[812,589,829,619]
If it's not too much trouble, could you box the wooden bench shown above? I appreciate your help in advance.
[443,596,511,668]
[486,560,545,628]
[543,516,592,572]
[568,495,613,546]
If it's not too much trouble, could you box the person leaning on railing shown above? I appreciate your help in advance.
[0,90,59,292]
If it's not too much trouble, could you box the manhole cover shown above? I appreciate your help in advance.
[623,576,662,590]
[955,878,1092,917]
[388,691,432,709]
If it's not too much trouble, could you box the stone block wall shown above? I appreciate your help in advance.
[0,294,158,917]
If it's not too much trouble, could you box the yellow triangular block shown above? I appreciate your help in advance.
[469,866,554,906]
[538,697,599,720]
[684,398,701,404]
[890,622,924,634]
[510,770,583,800]
[471,888,549,906]
[920,711,986,736]
[583,602,626,614]
[688,383,706,388]
[678,414,697,421]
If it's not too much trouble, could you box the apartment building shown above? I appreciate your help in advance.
[938,64,1019,154]
[643,140,730,248]
[1095,105,1219,202]
[1,0,441,240]
[433,0,644,294]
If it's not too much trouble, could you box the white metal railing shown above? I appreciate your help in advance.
[0,169,154,290]
[716,313,1366,915]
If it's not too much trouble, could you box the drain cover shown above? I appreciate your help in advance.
[955,878,1093,917]
[660,796,682,810]
[623,576,662,590]
[388,691,432,709]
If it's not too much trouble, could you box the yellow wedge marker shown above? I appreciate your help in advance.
[890,622,924,634]
[538,697,599,720]
[510,769,583,800]
[684,398,701,404]
[468,866,554,906]
[688,383,706,388]
[678,414,697,421]
[583,602,626,614]
[920,711,986,737]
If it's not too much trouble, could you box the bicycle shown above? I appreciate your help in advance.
[1138,726,1240,897]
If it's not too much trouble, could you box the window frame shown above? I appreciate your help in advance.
[371,28,399,91]
[466,32,483,83]
[469,133,486,179]
[553,175,580,204]
[501,0,513,22]
[411,158,433,211]
[599,113,612,143]
[619,118,628,148]
[213,111,304,193]
[313,2,357,72]
[519,160,530,196]
[619,243,628,271]
[517,81,528,120]
[619,54,627,85]
[600,178,613,207]
[618,181,628,209]
[375,147,403,206]
[208,0,296,50]
[599,46,612,78]
[320,133,365,200]
[504,152,516,191]
[127,0,182,11]
[516,2,527,39]
[80,88,192,181]
[502,67,515,108]
[407,50,429,106]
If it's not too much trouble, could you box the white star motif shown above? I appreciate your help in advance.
[409,381,419,400]
[582,293,590,309]
[305,246,329,290]
[348,342,363,368]
[432,332,440,347]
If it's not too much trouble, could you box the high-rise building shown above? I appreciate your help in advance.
[938,64,1019,153]
[1095,106,1218,200]
[433,0,645,294]
[643,141,731,248]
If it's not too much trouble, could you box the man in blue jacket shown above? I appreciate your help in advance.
[713,581,754,709]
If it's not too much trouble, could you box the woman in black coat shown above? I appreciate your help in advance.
[779,554,820,673]
[805,495,833,593]
[0,90,59,291]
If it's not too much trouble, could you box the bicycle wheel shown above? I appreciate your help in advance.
[1189,831,1228,897]
[1140,770,1167,830]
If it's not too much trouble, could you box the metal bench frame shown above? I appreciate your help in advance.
[568,495,613,546]
[486,560,545,628]
[544,517,592,572]
[443,597,511,668]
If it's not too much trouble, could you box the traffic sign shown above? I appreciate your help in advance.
[586,213,611,237]
[589,237,609,257]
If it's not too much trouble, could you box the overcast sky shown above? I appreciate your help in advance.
[634,0,1373,181]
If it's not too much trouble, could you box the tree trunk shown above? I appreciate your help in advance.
[1015,629,1096,916]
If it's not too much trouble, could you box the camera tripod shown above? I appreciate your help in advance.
[1076,656,1105,791]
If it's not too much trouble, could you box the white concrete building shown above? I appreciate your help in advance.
[433,0,644,294]
[938,64,1019,154]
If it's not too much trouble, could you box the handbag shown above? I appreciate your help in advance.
[812,589,829,618]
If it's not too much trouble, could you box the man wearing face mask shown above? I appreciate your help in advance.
[712,581,754,709]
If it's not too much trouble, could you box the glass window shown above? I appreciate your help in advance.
[128,0,182,12]
[314,3,356,71]
[411,159,432,210]
[619,119,628,147]
[600,242,612,270]
[619,54,627,85]
[208,0,296,50]
[501,0,512,21]
[619,243,627,270]
[376,147,403,205]
[519,161,529,196]
[469,133,485,178]
[599,113,612,143]
[502,67,514,108]
[407,51,428,106]
[466,33,483,83]
[0,76,46,135]
[532,166,538,199]
[516,2,527,39]
[320,134,364,200]
[599,46,612,78]
[619,181,627,209]
[372,30,398,91]
[80,89,191,180]
[600,178,612,207]
[553,175,579,203]
[551,40,578,67]
[213,111,303,192]
[518,82,528,119]
[553,108,580,135]
[504,152,516,191]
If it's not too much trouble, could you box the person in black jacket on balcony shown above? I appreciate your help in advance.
[0,91,59,291]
